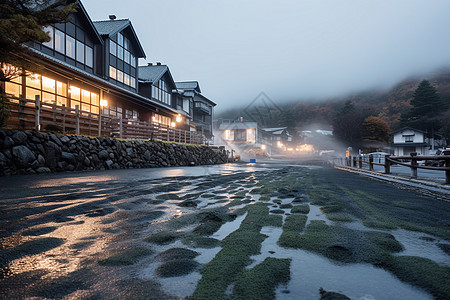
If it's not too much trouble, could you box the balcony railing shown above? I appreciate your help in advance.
[3,95,205,144]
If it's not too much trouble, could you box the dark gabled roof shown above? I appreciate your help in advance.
[93,19,146,58]
[73,0,103,44]
[219,122,258,130]
[391,127,428,135]
[176,81,201,93]
[194,92,216,106]
[138,65,176,88]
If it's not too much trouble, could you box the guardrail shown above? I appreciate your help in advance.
[334,152,450,184]
[5,95,205,144]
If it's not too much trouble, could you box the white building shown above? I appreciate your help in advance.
[391,127,447,156]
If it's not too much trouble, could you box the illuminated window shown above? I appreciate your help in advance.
[42,76,56,93]
[56,81,66,96]
[117,70,123,83]
[82,90,91,104]
[26,74,41,89]
[70,86,80,100]
[225,130,231,140]
[109,66,116,80]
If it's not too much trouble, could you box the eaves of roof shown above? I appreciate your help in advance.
[93,19,146,58]
[28,47,181,116]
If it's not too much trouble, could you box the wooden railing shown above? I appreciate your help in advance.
[334,152,450,184]
[5,95,205,144]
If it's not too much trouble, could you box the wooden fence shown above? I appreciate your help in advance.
[334,152,450,184]
[5,95,205,144]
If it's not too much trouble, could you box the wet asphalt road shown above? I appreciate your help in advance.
[0,162,449,299]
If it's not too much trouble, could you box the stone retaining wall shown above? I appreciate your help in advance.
[0,129,228,176]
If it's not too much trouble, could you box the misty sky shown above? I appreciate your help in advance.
[83,0,450,111]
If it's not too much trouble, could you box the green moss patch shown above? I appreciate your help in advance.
[98,246,153,266]
[156,259,199,277]
[291,204,310,214]
[269,209,286,214]
[279,204,293,209]
[191,203,282,299]
[233,257,291,300]
[156,248,199,261]
[182,235,221,248]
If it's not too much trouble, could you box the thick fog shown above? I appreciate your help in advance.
[84,0,450,111]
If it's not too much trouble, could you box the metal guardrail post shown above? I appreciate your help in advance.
[369,155,374,171]
[358,156,362,168]
[35,95,41,131]
[384,155,391,174]
[411,158,418,178]
[75,105,80,135]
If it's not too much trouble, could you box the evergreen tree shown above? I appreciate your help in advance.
[0,0,76,127]
[400,80,447,133]
[332,101,367,148]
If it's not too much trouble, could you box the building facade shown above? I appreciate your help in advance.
[391,127,447,156]
[2,0,214,142]
[175,81,216,141]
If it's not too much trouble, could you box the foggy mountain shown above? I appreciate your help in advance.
[216,69,450,132]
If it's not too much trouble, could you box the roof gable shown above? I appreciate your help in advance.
[93,19,146,58]
[391,126,427,135]
[138,65,176,88]
[71,0,103,44]
[176,81,201,93]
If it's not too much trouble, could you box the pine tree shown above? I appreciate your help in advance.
[400,80,447,133]
[0,0,77,127]
[410,80,443,117]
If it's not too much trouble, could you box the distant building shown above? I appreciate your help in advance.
[219,121,258,145]
[175,81,216,142]
[391,127,447,156]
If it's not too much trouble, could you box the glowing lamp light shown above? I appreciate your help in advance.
[176,114,182,122]
[261,144,266,150]
[100,99,108,107]
[170,122,176,128]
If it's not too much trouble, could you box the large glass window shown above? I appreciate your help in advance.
[108,31,136,88]
[109,66,117,80]
[85,46,93,67]
[69,85,99,113]
[152,80,172,105]
[110,40,117,56]
[43,26,54,49]
[41,25,93,69]
[152,113,171,126]
[66,35,75,59]
[76,40,84,63]
[55,29,65,54]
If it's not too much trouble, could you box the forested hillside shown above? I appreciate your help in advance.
[217,69,450,136]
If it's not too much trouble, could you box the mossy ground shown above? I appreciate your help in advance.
[5,165,447,299]
[98,246,153,266]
